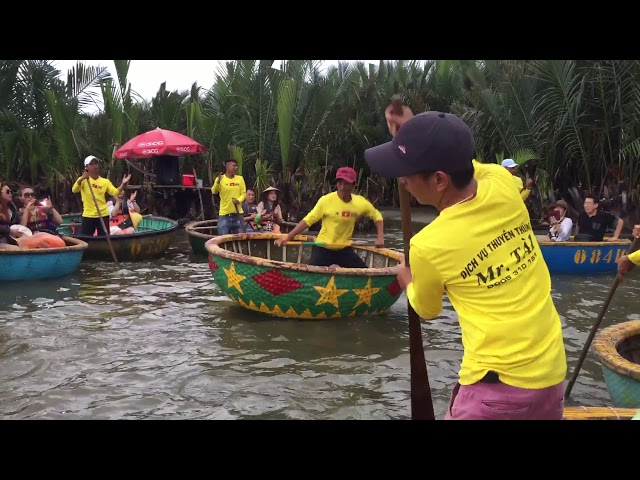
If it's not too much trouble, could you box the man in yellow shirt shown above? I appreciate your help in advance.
[72,155,131,236]
[616,224,640,282]
[211,159,247,235]
[365,108,567,420]
[276,167,384,268]
[501,158,533,201]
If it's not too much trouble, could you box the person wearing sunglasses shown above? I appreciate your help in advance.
[0,182,20,248]
[18,186,63,234]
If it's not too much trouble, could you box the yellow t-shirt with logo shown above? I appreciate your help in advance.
[212,175,246,216]
[72,176,120,218]
[302,191,383,250]
[406,160,567,389]
[629,249,640,265]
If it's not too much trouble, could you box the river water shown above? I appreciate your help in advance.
[0,222,638,420]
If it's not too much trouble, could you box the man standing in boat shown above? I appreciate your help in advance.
[365,107,567,420]
[501,158,533,202]
[275,167,384,268]
[211,159,247,236]
[72,155,131,236]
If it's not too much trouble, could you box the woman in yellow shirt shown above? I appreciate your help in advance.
[276,167,384,268]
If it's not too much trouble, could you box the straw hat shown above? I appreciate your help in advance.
[262,187,280,195]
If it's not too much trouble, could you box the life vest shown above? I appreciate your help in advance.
[110,214,131,228]
[23,206,57,233]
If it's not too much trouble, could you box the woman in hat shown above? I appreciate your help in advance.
[545,199,573,242]
[256,187,284,234]
[275,167,384,268]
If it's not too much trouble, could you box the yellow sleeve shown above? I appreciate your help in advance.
[106,180,120,197]
[212,176,220,194]
[629,249,640,265]
[72,179,82,193]
[405,243,445,320]
[302,196,326,227]
[520,186,531,201]
[236,177,246,203]
[362,198,383,222]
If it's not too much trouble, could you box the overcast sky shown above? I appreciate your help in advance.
[52,60,386,110]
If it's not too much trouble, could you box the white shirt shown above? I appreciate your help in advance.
[549,217,573,241]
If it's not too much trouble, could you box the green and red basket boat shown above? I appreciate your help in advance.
[205,233,405,319]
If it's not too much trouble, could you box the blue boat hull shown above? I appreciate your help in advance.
[0,236,88,281]
[538,239,632,274]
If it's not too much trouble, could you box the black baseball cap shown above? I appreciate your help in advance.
[364,111,475,177]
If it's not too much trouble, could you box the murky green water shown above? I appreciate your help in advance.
[0,226,638,419]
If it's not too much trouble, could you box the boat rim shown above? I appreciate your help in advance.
[186,219,300,241]
[205,233,405,276]
[537,238,632,247]
[0,235,88,255]
[592,320,640,381]
[64,215,180,241]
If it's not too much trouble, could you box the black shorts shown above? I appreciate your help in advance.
[309,246,367,268]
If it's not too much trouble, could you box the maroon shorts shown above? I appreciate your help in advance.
[444,377,565,420]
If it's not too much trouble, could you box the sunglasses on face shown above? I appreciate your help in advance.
[22,192,34,197]
[2,189,11,195]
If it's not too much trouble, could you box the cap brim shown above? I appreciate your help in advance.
[364,141,420,178]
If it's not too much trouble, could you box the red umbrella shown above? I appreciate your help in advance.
[114,127,205,160]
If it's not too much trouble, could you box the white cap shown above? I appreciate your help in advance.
[84,155,100,166]
[501,158,518,168]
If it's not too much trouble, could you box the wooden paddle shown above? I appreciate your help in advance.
[283,240,380,249]
[564,235,640,399]
[390,94,436,420]
[85,176,119,264]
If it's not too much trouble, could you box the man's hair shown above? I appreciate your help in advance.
[225,159,237,165]
[420,165,475,189]
[584,194,598,203]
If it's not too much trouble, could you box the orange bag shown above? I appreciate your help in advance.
[16,232,66,249]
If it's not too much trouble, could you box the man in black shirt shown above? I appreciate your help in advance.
[575,194,623,241]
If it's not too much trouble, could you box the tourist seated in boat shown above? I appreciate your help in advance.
[255,187,284,234]
[539,200,573,242]
[241,188,259,232]
[0,182,21,250]
[574,194,623,241]
[108,190,142,235]
[616,224,640,282]
[275,167,384,268]
[17,185,63,234]
[72,155,131,236]
[211,159,247,235]
[501,158,533,201]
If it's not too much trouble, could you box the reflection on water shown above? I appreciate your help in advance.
[0,229,638,419]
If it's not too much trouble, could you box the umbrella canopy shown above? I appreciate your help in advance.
[114,127,205,160]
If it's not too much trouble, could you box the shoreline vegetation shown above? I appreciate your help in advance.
[1,60,638,232]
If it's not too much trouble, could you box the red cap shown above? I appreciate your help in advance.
[335,167,357,184]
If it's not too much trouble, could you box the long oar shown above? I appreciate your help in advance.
[390,94,435,420]
[283,240,379,249]
[564,236,640,398]
[86,177,119,264]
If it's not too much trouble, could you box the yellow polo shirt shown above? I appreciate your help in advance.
[512,175,531,201]
[406,160,567,389]
[212,174,246,216]
[302,191,383,249]
[629,249,640,265]
[72,176,120,218]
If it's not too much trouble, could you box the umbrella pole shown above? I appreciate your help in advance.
[193,166,205,220]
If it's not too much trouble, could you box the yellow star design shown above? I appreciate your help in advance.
[352,278,381,308]
[313,276,348,309]
[223,261,246,294]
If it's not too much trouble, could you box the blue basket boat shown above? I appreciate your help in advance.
[538,237,631,274]
[0,235,88,281]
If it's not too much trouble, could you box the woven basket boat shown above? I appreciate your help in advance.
[562,406,639,420]
[59,214,179,261]
[185,219,311,255]
[592,320,640,408]
[537,237,631,274]
[205,233,405,320]
[0,236,87,281]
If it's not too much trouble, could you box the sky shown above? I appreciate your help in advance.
[52,60,385,111]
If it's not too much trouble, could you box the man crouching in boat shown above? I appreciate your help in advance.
[275,167,384,268]
[365,107,567,420]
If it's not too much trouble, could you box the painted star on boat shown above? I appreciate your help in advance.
[352,278,381,308]
[313,276,348,309]
[223,261,246,294]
